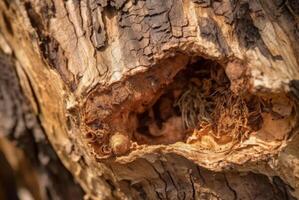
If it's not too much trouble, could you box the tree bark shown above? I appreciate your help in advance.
[0,0,299,199]
[0,49,84,200]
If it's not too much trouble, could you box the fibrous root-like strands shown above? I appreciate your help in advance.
[1,0,299,199]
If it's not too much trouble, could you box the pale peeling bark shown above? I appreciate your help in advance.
[0,0,299,199]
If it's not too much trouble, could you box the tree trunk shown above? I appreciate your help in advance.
[0,0,299,199]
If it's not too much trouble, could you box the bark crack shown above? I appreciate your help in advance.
[189,170,196,200]
[224,174,237,200]
[147,160,168,200]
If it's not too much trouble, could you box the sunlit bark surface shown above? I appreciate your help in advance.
[0,0,299,199]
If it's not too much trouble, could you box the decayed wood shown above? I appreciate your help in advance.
[0,48,294,200]
[0,0,299,199]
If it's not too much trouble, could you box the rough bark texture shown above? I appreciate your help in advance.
[0,50,84,200]
[0,0,299,199]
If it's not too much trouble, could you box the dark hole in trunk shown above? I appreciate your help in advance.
[133,57,263,145]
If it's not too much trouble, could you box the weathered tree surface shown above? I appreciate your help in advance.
[0,0,299,199]
[0,50,84,199]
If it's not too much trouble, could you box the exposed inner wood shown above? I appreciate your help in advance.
[134,58,261,146]
[83,56,296,168]
[0,0,299,199]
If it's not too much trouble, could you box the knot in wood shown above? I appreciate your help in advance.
[109,132,130,156]
[225,60,246,81]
